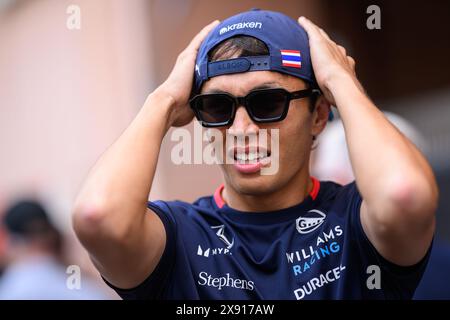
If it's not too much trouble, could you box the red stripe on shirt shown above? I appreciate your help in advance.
[213,177,320,208]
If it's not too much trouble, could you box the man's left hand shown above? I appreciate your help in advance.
[298,16,363,106]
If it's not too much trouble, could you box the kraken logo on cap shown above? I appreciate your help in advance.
[219,21,263,35]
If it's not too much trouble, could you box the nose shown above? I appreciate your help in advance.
[228,105,260,136]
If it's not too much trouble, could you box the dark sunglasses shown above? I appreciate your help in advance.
[190,87,318,127]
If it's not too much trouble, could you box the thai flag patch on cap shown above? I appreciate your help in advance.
[280,50,301,68]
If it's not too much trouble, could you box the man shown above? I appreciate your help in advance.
[0,200,107,299]
[72,9,437,299]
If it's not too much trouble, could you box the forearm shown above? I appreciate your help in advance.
[331,74,438,215]
[73,89,174,239]
[298,16,436,264]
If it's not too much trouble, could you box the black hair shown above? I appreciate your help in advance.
[3,200,63,256]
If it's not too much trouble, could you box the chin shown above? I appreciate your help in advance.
[223,167,282,196]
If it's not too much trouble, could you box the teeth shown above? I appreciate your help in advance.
[235,152,269,162]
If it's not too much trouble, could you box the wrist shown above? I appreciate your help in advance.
[144,88,177,131]
[152,86,177,108]
[326,72,366,103]
[326,71,358,93]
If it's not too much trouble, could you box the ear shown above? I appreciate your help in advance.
[311,95,331,137]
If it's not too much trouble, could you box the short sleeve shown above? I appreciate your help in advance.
[102,200,177,299]
[340,182,432,299]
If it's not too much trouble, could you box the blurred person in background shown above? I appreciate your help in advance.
[311,113,450,299]
[0,200,108,299]
[0,226,6,278]
[311,112,428,185]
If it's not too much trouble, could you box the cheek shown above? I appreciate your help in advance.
[278,115,313,163]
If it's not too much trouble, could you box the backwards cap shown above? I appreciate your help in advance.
[193,9,318,94]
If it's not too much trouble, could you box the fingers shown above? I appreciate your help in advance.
[186,20,220,53]
[298,16,323,41]
[347,56,355,64]
[319,28,331,41]
[338,45,347,56]
[299,16,336,45]
[347,56,356,68]
[299,16,352,61]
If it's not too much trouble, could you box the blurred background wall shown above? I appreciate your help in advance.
[0,0,449,297]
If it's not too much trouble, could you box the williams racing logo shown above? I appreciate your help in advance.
[296,209,327,234]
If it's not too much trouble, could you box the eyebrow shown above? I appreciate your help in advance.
[204,82,281,95]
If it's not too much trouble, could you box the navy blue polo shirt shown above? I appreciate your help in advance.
[104,179,431,300]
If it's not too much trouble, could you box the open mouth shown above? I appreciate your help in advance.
[231,147,271,164]
[234,151,271,163]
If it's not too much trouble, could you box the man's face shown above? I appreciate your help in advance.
[201,70,326,196]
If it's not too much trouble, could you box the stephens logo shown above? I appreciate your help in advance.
[296,209,327,234]
[198,272,254,291]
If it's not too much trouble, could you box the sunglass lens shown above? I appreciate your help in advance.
[248,90,287,121]
[194,95,233,125]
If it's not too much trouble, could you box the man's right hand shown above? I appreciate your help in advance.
[73,20,220,290]
[157,20,219,128]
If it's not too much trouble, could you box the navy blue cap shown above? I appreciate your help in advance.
[193,9,317,94]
